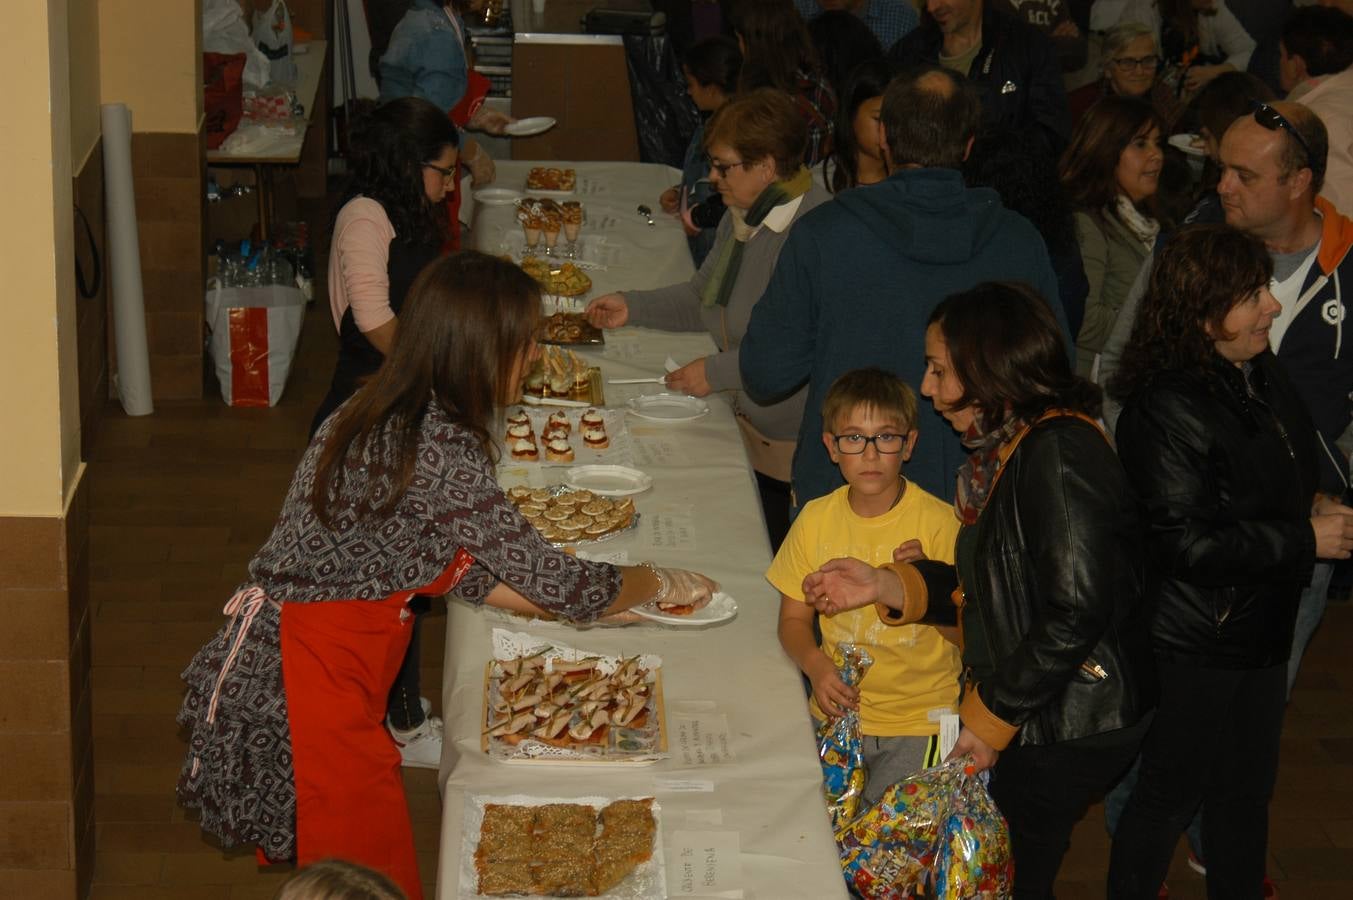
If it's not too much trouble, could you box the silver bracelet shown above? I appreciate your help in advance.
[638,561,669,606]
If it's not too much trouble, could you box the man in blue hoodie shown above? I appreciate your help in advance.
[740,65,1064,509]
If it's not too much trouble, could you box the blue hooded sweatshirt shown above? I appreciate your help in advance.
[739,167,1065,507]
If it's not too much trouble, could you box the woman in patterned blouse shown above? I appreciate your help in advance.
[176,252,717,899]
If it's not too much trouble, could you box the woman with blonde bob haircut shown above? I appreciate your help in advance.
[178,253,717,900]
[586,88,831,548]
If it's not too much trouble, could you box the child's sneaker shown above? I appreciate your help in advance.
[388,698,443,769]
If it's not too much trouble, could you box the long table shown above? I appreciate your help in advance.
[435,161,848,898]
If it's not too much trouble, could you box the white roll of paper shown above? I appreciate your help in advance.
[101,103,155,416]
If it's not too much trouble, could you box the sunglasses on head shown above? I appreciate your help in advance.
[1251,102,1323,180]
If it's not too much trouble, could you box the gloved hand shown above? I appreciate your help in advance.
[647,565,719,612]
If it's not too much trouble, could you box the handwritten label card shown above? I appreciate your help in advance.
[603,334,643,362]
[646,508,696,550]
[939,713,960,760]
[669,830,744,898]
[654,777,715,793]
[579,177,611,196]
[631,434,692,468]
[672,712,734,766]
[592,213,619,232]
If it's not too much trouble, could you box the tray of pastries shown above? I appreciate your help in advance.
[464,795,665,898]
[503,406,625,465]
[505,485,638,545]
[521,259,593,298]
[539,311,604,344]
[525,166,577,193]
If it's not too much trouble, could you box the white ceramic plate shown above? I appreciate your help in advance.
[626,394,710,422]
[632,591,739,627]
[504,115,557,137]
[1168,133,1206,158]
[473,186,525,205]
[564,465,653,496]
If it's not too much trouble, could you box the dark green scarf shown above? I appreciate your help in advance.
[700,166,813,308]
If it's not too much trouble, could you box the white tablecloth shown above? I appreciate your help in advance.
[436,162,847,900]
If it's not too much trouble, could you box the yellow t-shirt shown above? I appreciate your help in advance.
[766,482,962,737]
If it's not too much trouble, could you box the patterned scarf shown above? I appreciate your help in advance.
[1113,194,1160,252]
[953,415,1027,526]
[700,166,813,308]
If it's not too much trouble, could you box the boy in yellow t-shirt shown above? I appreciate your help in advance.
[767,368,961,806]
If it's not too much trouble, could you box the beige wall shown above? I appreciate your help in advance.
[0,2,83,517]
[99,0,204,134]
[69,0,103,168]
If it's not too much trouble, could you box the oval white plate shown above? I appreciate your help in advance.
[633,591,739,627]
[504,116,557,137]
[1168,133,1206,158]
[474,186,525,205]
[564,465,653,496]
[626,394,710,422]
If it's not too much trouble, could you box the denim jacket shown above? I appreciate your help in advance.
[379,0,468,113]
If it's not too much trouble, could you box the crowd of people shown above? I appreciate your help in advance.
[175,2,1353,899]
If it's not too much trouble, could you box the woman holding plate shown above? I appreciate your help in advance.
[585,88,830,550]
[178,252,717,900]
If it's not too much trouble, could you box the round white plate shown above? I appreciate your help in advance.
[474,187,525,205]
[564,465,653,496]
[626,394,710,422]
[1168,133,1206,158]
[633,591,739,627]
[504,116,557,137]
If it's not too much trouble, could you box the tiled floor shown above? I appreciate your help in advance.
[84,209,1353,899]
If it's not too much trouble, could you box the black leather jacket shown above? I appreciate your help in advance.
[916,416,1155,747]
[1116,353,1319,669]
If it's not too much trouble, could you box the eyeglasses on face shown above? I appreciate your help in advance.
[1111,54,1160,71]
[424,162,457,182]
[706,157,751,178]
[832,433,908,455]
[1251,102,1322,179]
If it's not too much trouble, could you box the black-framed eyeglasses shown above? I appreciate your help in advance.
[832,433,908,455]
[706,157,750,178]
[1251,102,1323,179]
[1110,54,1160,71]
[424,162,457,182]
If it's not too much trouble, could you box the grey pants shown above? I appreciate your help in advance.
[861,733,944,808]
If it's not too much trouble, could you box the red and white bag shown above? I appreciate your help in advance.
[205,281,305,407]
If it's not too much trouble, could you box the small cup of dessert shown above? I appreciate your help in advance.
[582,426,609,450]
[571,368,592,399]
[542,214,563,255]
[545,439,575,463]
[562,201,583,257]
[547,372,571,397]
[509,438,539,461]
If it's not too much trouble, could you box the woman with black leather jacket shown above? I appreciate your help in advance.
[802,281,1154,898]
[1105,225,1353,898]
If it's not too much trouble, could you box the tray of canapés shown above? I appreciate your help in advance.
[504,405,624,464]
[463,794,664,898]
[481,636,666,764]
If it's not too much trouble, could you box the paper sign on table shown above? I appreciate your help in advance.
[669,830,744,898]
[672,712,734,765]
[685,809,724,826]
[655,777,716,793]
[579,177,610,196]
[647,507,696,550]
[631,434,692,468]
[603,333,643,362]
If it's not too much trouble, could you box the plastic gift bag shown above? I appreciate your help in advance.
[203,0,270,90]
[817,643,873,832]
[252,0,298,86]
[205,281,305,407]
[835,759,1014,900]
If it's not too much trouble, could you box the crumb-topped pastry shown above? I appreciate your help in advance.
[582,426,609,450]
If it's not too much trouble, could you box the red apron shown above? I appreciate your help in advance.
[278,549,476,899]
[443,69,493,252]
